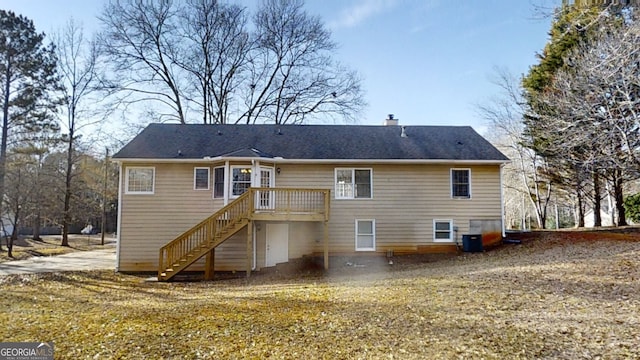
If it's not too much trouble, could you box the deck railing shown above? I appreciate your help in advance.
[158,187,329,280]
[158,190,252,280]
[253,187,330,217]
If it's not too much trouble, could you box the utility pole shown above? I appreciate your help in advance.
[101,147,109,246]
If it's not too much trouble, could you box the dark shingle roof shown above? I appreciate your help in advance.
[113,124,508,162]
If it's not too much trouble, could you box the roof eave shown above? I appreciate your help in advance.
[112,157,510,165]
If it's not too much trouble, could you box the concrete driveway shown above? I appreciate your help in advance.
[0,247,116,276]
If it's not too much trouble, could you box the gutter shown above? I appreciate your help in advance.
[112,157,510,165]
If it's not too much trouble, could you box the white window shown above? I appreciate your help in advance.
[231,166,252,197]
[213,167,225,198]
[451,169,471,198]
[355,219,375,251]
[126,167,155,194]
[194,167,210,190]
[335,168,372,199]
[433,220,453,242]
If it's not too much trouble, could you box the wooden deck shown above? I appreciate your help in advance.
[158,188,330,281]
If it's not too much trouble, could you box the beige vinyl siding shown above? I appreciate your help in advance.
[289,222,319,258]
[212,230,249,271]
[119,162,221,271]
[276,163,502,254]
[118,161,502,272]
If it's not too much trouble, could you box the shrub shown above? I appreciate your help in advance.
[623,193,640,223]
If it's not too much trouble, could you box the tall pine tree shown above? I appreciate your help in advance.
[0,10,59,248]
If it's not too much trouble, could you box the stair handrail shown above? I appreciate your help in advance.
[158,190,253,279]
[157,187,330,280]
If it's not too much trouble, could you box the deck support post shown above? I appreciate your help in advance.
[323,220,329,270]
[246,221,253,278]
[204,248,215,280]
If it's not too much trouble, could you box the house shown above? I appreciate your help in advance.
[112,121,509,280]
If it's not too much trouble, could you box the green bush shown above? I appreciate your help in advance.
[623,193,640,223]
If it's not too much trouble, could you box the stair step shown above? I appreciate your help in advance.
[158,207,251,281]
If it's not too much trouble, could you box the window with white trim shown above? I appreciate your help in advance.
[451,169,471,198]
[194,167,210,190]
[213,167,225,198]
[126,167,155,194]
[231,167,252,197]
[433,220,453,242]
[355,219,375,251]
[335,168,372,199]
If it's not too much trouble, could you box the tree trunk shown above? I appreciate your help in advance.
[9,225,16,257]
[7,234,12,258]
[33,213,42,241]
[593,170,602,227]
[614,171,627,226]
[7,205,19,258]
[577,189,585,227]
[0,64,11,251]
[61,128,74,247]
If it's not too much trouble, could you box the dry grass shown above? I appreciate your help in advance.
[0,235,115,262]
[1,230,640,359]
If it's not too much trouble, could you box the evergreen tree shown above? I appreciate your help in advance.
[521,2,632,227]
[0,10,59,249]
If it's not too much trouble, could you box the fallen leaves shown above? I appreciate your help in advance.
[0,230,639,359]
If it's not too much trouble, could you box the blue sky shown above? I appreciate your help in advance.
[3,0,554,134]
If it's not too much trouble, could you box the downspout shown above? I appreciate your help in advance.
[115,163,124,272]
[500,163,506,238]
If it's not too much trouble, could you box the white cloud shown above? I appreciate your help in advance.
[329,0,398,30]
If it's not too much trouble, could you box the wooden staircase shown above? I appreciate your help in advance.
[158,191,252,281]
[158,187,331,281]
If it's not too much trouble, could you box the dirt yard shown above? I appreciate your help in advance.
[0,234,116,262]
[0,229,639,359]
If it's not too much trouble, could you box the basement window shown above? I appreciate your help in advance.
[355,219,376,251]
[433,220,453,242]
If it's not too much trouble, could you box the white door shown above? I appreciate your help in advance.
[266,223,289,266]
[256,167,274,210]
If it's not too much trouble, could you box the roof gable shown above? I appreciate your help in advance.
[113,124,509,162]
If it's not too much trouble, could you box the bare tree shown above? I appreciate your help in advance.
[478,67,555,229]
[99,0,187,124]
[178,0,250,124]
[98,0,365,125]
[19,126,60,242]
[241,0,364,124]
[3,152,31,257]
[54,19,102,246]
